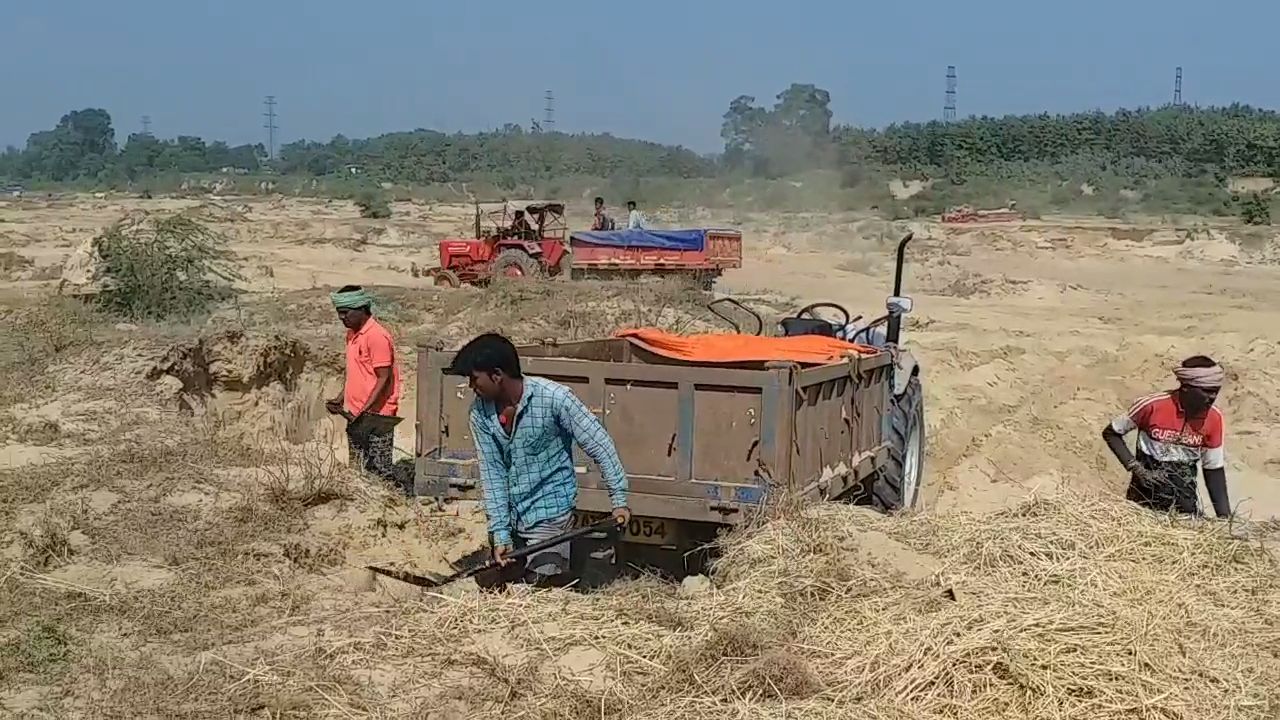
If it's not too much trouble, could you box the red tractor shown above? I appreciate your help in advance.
[420,200,744,289]
[423,201,571,287]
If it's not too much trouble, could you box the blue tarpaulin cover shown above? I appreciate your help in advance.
[570,229,730,251]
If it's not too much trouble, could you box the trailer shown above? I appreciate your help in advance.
[416,235,923,580]
[567,228,743,289]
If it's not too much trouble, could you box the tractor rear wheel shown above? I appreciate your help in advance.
[865,374,925,512]
[492,249,542,281]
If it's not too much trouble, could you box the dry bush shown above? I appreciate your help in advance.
[258,438,357,510]
[93,212,242,320]
[18,501,84,568]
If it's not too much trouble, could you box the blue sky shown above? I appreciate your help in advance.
[3,0,1277,153]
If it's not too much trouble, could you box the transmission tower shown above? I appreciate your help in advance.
[544,90,555,130]
[944,66,957,122]
[263,95,279,160]
[141,115,152,136]
[1173,67,1183,106]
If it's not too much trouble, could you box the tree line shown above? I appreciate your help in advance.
[724,86,1280,180]
[5,91,1280,190]
[0,111,714,188]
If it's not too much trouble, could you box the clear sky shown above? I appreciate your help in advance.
[3,0,1278,153]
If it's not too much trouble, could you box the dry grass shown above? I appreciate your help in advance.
[17,501,84,568]
[0,295,102,410]
[259,437,359,510]
[173,490,1279,720]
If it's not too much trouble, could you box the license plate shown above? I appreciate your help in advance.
[572,512,677,546]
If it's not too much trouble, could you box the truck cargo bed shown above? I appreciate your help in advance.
[568,229,741,272]
[415,337,893,527]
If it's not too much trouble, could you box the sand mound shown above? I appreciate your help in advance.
[408,279,726,347]
[181,202,249,224]
[146,330,333,442]
[290,492,1280,719]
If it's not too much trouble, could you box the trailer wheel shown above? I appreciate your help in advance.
[492,249,542,280]
[553,248,573,279]
[867,374,925,512]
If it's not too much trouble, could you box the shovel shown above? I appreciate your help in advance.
[367,517,619,589]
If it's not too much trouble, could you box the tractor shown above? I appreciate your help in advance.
[423,201,571,288]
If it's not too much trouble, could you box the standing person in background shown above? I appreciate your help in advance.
[326,285,403,487]
[626,200,646,230]
[1102,355,1230,518]
[591,196,615,231]
[449,333,630,588]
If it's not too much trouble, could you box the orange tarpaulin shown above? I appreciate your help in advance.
[615,328,878,365]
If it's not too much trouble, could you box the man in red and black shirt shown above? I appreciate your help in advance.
[590,196,615,231]
[1102,355,1229,518]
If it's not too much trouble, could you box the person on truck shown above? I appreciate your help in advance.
[325,285,403,487]
[626,201,646,230]
[1101,355,1230,518]
[449,333,630,588]
[591,196,615,231]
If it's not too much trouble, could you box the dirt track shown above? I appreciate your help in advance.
[2,195,1279,715]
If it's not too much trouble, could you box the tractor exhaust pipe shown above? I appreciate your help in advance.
[885,232,914,346]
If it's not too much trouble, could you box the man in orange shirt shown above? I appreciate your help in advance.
[325,285,402,485]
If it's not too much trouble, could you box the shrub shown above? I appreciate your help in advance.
[354,190,392,219]
[94,213,242,320]
[1240,193,1271,225]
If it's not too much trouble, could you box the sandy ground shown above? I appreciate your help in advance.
[5,195,1279,517]
[2,194,1279,716]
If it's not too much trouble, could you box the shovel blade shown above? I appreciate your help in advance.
[367,565,449,588]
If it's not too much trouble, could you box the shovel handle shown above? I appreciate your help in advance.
[458,517,619,582]
[368,516,620,590]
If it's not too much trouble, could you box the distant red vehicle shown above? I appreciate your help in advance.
[422,201,741,289]
[940,204,1023,224]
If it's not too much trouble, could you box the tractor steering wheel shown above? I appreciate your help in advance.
[795,302,857,329]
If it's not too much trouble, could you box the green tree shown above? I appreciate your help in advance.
[719,83,835,176]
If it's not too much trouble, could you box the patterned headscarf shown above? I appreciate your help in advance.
[330,287,373,311]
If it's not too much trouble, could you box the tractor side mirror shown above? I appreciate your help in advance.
[886,295,914,316]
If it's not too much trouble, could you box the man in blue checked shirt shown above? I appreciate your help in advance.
[449,333,630,587]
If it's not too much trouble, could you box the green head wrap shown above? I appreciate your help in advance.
[330,287,373,311]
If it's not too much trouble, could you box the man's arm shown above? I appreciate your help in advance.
[471,409,513,546]
[554,389,627,508]
[1201,419,1230,519]
[355,367,393,418]
[1102,398,1153,473]
[1102,421,1140,472]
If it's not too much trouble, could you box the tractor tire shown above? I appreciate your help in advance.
[492,249,542,281]
[432,269,461,288]
[867,374,925,512]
